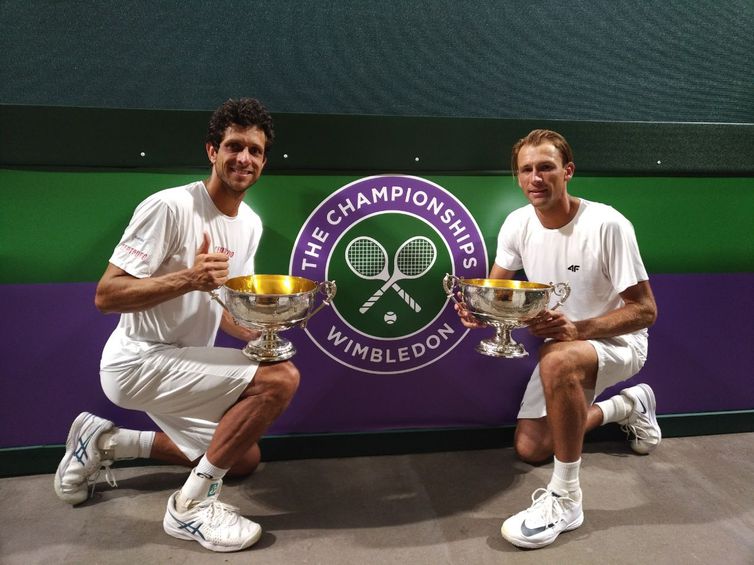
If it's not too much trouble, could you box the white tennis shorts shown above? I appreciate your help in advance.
[517,333,648,419]
[100,345,259,460]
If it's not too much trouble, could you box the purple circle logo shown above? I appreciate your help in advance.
[290,175,487,374]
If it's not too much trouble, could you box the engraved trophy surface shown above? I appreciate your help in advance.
[443,274,570,358]
[211,274,336,362]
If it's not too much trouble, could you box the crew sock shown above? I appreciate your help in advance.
[596,394,632,425]
[96,428,155,461]
[195,454,229,481]
[176,456,229,512]
[548,456,582,501]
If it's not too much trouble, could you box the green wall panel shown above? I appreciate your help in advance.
[568,176,754,273]
[1,169,752,285]
[1,170,197,284]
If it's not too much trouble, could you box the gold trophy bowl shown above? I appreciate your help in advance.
[443,274,570,358]
[211,274,336,362]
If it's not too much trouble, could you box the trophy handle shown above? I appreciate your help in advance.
[208,289,242,325]
[300,280,337,328]
[442,273,462,304]
[208,289,230,313]
[548,281,571,311]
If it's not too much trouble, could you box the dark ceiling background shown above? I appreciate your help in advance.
[2,1,752,123]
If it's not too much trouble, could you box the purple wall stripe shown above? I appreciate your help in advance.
[1,273,752,448]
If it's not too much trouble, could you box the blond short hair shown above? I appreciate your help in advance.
[511,129,574,175]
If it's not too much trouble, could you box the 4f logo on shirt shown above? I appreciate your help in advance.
[290,175,487,374]
[567,265,580,272]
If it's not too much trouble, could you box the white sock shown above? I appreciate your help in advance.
[138,431,155,459]
[548,457,582,501]
[596,394,632,425]
[195,454,229,481]
[96,428,155,460]
[177,464,225,512]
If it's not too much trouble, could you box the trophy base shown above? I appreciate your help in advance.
[242,336,296,363]
[475,337,529,359]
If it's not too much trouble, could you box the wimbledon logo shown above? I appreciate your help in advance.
[290,175,488,374]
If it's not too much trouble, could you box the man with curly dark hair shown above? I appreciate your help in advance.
[205,97,275,153]
[54,98,297,553]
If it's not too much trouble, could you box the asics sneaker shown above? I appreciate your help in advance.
[501,488,583,549]
[54,412,116,505]
[619,383,662,454]
[163,488,262,552]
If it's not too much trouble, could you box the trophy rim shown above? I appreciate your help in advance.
[225,274,319,296]
[459,278,551,290]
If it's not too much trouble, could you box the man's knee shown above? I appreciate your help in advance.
[539,347,587,396]
[538,341,598,394]
[514,420,553,465]
[227,443,262,478]
[272,361,300,400]
[514,435,552,465]
[251,361,300,405]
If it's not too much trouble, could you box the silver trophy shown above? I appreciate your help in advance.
[443,274,570,358]
[211,274,336,362]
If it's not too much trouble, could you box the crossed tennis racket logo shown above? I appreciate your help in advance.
[345,235,438,314]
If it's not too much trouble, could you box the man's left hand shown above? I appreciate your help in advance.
[527,309,580,341]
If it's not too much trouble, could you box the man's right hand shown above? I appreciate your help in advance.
[192,232,230,291]
[454,296,487,329]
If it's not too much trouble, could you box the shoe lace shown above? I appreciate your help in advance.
[621,422,649,441]
[530,488,575,525]
[87,462,117,499]
[200,499,242,527]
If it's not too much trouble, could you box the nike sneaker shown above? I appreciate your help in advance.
[163,486,262,552]
[619,383,662,454]
[501,488,583,549]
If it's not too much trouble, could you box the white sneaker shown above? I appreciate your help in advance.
[54,412,116,505]
[163,488,262,552]
[501,488,583,549]
[619,383,662,454]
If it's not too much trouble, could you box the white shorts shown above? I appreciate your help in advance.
[100,345,259,460]
[517,334,648,419]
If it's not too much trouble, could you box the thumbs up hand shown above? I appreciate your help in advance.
[192,232,230,291]
[196,232,211,256]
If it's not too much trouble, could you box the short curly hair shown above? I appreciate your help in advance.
[511,129,573,175]
[206,98,275,152]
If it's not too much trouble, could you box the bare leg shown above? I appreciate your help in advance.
[514,341,600,463]
[150,433,261,477]
[206,360,299,470]
[501,342,603,549]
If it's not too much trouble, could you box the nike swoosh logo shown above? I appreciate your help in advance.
[638,398,647,414]
[520,520,555,537]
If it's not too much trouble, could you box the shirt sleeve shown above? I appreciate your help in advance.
[602,213,649,293]
[109,195,178,279]
[494,213,524,272]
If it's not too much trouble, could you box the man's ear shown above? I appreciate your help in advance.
[206,142,217,164]
[564,162,575,180]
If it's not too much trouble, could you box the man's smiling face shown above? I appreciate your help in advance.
[515,142,574,213]
[207,125,268,195]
